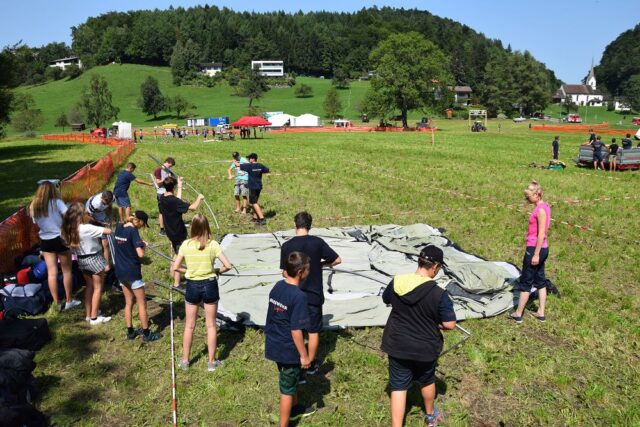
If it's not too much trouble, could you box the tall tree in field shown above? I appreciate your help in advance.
[138,76,165,119]
[323,86,342,119]
[167,95,191,119]
[369,32,453,128]
[79,74,120,128]
[55,112,70,132]
[11,93,43,133]
[238,68,269,107]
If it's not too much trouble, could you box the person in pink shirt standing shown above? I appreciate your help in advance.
[510,179,551,324]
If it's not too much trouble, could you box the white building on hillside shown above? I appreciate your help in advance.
[199,62,222,76]
[49,56,82,70]
[251,60,284,77]
[554,65,603,106]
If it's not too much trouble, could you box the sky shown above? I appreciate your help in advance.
[1,0,639,83]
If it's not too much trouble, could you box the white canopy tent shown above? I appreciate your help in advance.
[296,113,322,127]
[112,121,132,139]
[267,113,296,127]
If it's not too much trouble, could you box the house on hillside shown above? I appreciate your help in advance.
[612,97,631,112]
[554,65,603,106]
[251,60,284,77]
[49,56,82,70]
[454,86,473,105]
[199,62,222,77]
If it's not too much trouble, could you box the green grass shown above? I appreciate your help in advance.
[2,121,639,426]
[13,65,371,134]
[543,104,638,129]
[0,137,113,220]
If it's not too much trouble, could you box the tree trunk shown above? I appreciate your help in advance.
[401,110,408,128]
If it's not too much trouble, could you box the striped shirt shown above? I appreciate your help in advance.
[178,239,222,280]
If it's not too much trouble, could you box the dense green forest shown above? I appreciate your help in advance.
[595,24,640,111]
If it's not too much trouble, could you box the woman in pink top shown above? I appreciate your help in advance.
[510,180,550,324]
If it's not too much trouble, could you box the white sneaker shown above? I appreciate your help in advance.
[85,310,102,322]
[64,299,82,310]
[89,315,112,325]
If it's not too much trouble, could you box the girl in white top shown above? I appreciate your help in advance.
[62,203,112,325]
[28,181,80,312]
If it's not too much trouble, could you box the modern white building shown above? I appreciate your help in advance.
[49,56,82,70]
[554,65,603,106]
[251,60,284,77]
[199,62,222,77]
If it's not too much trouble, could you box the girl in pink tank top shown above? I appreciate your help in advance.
[509,180,551,324]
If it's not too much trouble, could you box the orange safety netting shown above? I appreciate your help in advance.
[0,136,135,273]
[531,125,633,135]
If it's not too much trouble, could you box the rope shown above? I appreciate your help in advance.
[169,282,178,427]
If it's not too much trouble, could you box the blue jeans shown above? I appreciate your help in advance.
[184,278,219,305]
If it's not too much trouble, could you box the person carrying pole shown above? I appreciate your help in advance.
[239,153,270,226]
[381,245,457,427]
[154,157,176,236]
[227,152,249,214]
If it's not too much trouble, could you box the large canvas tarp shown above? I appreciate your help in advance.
[216,224,519,329]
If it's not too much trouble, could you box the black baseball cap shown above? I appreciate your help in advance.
[134,210,149,227]
[419,245,445,265]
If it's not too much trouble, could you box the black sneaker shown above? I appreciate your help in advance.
[307,360,320,375]
[290,404,316,421]
[159,228,167,236]
[143,330,162,342]
[127,328,143,340]
[298,371,307,385]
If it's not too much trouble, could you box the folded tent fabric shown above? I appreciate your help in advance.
[217,224,519,328]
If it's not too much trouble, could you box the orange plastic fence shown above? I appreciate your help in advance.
[531,125,633,136]
[0,136,135,273]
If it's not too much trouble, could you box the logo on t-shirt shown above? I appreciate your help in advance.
[270,298,287,313]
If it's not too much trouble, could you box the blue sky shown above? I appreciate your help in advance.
[1,0,639,83]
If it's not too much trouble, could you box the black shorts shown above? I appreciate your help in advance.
[249,188,261,204]
[40,236,69,253]
[170,239,184,254]
[593,151,604,162]
[517,246,549,291]
[307,304,323,333]
[185,278,219,305]
[388,356,437,391]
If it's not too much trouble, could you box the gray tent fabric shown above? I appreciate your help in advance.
[215,224,519,329]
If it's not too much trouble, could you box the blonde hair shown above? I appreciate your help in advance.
[61,202,87,248]
[525,179,543,198]
[29,181,61,218]
[189,214,211,250]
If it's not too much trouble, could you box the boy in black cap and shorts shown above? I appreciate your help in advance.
[381,245,457,427]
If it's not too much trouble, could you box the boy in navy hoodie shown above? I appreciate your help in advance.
[265,251,315,426]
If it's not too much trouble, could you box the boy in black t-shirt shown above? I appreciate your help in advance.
[279,211,341,375]
[266,251,315,426]
[158,176,204,253]
[551,136,559,160]
[239,153,270,225]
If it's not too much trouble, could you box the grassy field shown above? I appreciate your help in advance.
[543,104,638,128]
[13,65,372,135]
[3,121,639,426]
[0,137,113,220]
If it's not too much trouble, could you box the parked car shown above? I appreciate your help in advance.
[512,117,527,123]
[631,117,640,125]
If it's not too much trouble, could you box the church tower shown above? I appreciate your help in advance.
[586,60,596,90]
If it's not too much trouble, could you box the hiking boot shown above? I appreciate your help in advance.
[290,404,316,421]
[178,359,189,370]
[207,360,223,372]
[127,328,143,340]
[307,360,320,375]
[89,315,112,325]
[142,330,162,342]
[64,299,82,310]
[424,408,442,427]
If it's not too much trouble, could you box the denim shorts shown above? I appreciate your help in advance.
[517,246,549,291]
[115,194,131,208]
[388,356,437,391]
[185,278,219,305]
[121,279,145,290]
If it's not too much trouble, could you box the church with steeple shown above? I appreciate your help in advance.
[553,63,603,106]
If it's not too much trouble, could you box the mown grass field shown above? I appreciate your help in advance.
[13,64,371,135]
[3,121,639,426]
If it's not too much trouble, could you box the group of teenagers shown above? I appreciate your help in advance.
[584,131,639,171]
[26,148,553,426]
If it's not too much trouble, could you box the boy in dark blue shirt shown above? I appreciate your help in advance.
[113,162,153,223]
[265,251,315,426]
[239,153,270,226]
[551,136,559,160]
